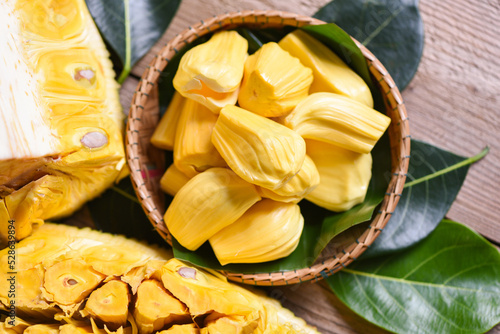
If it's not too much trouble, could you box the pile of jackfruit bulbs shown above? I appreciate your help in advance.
[151,30,391,265]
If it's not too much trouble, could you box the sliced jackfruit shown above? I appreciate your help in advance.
[0,0,124,245]
[282,92,390,154]
[164,168,261,251]
[173,99,227,178]
[305,139,372,212]
[160,163,192,197]
[238,42,313,117]
[212,105,306,190]
[210,199,304,265]
[173,31,248,113]
[258,155,320,203]
[279,29,373,107]
[151,92,186,151]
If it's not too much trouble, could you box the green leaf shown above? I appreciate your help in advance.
[314,0,424,90]
[85,0,181,83]
[87,177,167,247]
[327,220,500,334]
[167,26,391,273]
[363,140,489,259]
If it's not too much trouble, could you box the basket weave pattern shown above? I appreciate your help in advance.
[126,10,410,286]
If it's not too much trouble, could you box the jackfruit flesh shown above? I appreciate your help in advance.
[164,168,261,251]
[0,0,124,245]
[238,42,313,117]
[258,155,320,203]
[151,92,186,151]
[305,139,373,212]
[212,105,306,190]
[173,31,248,113]
[279,29,374,108]
[0,223,319,333]
[160,164,191,197]
[173,99,227,178]
[209,199,304,265]
[282,92,390,154]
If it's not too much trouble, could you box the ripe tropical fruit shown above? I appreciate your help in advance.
[0,223,319,333]
[0,0,125,245]
[281,92,391,154]
[238,42,313,117]
[279,29,374,108]
[173,31,248,113]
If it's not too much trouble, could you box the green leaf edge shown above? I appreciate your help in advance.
[117,0,131,84]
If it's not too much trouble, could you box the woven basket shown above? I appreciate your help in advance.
[126,10,410,286]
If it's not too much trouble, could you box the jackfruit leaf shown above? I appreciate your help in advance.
[169,26,393,273]
[327,220,500,334]
[85,0,181,83]
[362,140,489,259]
[87,177,167,247]
[314,0,424,90]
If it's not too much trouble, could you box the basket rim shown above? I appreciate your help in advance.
[126,10,410,286]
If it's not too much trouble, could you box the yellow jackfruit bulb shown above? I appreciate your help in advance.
[173,99,227,178]
[212,105,306,190]
[282,92,391,154]
[23,324,60,334]
[133,279,190,334]
[81,280,130,330]
[238,42,313,117]
[258,155,320,203]
[0,0,124,245]
[279,29,374,108]
[305,140,372,212]
[160,259,261,316]
[151,92,186,150]
[160,164,192,197]
[173,31,248,113]
[43,259,105,306]
[210,199,304,265]
[164,168,261,251]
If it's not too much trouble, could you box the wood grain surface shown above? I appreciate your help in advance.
[115,0,500,332]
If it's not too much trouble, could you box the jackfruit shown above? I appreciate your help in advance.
[173,99,227,178]
[164,168,261,251]
[160,164,191,197]
[305,140,372,211]
[133,279,190,334]
[238,42,313,117]
[258,155,320,203]
[282,92,390,154]
[212,105,306,190]
[0,0,125,245]
[151,92,186,151]
[279,29,373,107]
[173,31,248,113]
[0,223,319,333]
[210,199,304,265]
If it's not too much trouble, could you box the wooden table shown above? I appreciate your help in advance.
[117,0,500,332]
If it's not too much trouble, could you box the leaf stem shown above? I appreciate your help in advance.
[111,186,141,205]
[117,0,131,84]
[404,146,489,188]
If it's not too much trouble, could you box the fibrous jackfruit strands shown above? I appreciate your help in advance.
[282,92,391,154]
[212,105,306,190]
[305,139,373,212]
[0,0,125,245]
[278,29,374,108]
[238,42,313,117]
[0,223,319,333]
[164,168,261,251]
[173,30,248,113]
